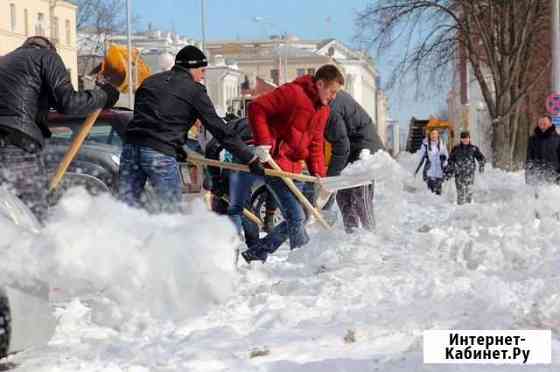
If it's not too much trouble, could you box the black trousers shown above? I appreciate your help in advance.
[335,181,375,234]
[456,175,474,205]
[427,178,443,195]
[0,144,48,222]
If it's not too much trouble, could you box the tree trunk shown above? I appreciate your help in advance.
[513,111,530,169]
[493,120,513,169]
[508,105,521,164]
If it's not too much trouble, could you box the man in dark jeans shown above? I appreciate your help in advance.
[242,65,345,263]
[119,45,264,212]
[324,90,385,233]
[0,36,118,222]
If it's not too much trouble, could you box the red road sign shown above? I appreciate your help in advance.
[546,93,560,114]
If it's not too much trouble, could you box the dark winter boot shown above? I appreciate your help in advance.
[0,289,11,359]
[241,249,267,264]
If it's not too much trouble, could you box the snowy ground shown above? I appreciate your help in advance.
[2,152,560,371]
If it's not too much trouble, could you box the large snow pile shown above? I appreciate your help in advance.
[0,188,239,323]
[3,154,560,371]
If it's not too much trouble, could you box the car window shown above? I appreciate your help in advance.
[50,126,72,139]
[85,123,123,147]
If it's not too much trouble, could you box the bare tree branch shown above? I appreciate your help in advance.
[355,0,551,168]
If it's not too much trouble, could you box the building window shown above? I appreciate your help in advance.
[65,20,71,45]
[52,17,60,43]
[271,69,279,85]
[296,68,305,77]
[35,13,45,36]
[307,68,315,76]
[10,4,16,32]
[24,9,29,35]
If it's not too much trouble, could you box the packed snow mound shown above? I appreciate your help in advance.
[7,158,560,371]
[342,149,409,184]
[0,187,240,323]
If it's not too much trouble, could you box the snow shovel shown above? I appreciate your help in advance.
[220,195,263,227]
[266,158,332,230]
[185,156,372,193]
[49,109,102,191]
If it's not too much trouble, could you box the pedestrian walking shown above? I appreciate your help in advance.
[416,129,448,195]
[445,130,486,205]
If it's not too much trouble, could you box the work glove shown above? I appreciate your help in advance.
[176,146,188,162]
[248,157,266,176]
[255,145,272,163]
[97,81,120,109]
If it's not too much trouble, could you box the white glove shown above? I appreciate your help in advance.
[255,145,272,163]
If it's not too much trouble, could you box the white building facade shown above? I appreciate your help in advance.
[78,29,241,113]
[206,36,386,139]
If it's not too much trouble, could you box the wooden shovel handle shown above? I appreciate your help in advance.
[49,109,103,191]
[186,156,320,183]
[267,158,331,230]
[220,195,263,227]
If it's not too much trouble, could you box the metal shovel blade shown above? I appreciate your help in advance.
[320,172,373,192]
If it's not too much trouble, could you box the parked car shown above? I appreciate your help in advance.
[45,108,131,204]
[46,108,212,208]
[45,109,285,225]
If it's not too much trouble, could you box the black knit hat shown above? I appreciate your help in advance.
[175,45,208,68]
[460,130,470,139]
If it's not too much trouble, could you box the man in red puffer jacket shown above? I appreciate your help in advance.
[242,64,345,263]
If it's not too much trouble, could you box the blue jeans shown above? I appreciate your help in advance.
[118,144,182,212]
[228,170,261,247]
[252,176,309,256]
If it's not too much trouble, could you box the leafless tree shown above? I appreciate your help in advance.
[76,0,126,53]
[74,0,128,88]
[356,0,551,169]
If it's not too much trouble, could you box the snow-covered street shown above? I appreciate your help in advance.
[2,152,560,371]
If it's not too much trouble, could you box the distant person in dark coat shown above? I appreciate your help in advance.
[526,114,560,186]
[445,130,485,205]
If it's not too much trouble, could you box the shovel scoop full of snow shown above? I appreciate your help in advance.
[318,172,373,193]
[185,155,372,192]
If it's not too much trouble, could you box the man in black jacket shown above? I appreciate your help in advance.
[0,36,118,222]
[324,90,385,233]
[445,130,485,205]
[526,115,560,186]
[118,45,264,212]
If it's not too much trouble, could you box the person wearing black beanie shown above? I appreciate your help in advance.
[445,130,486,204]
[119,45,264,213]
[174,45,208,69]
